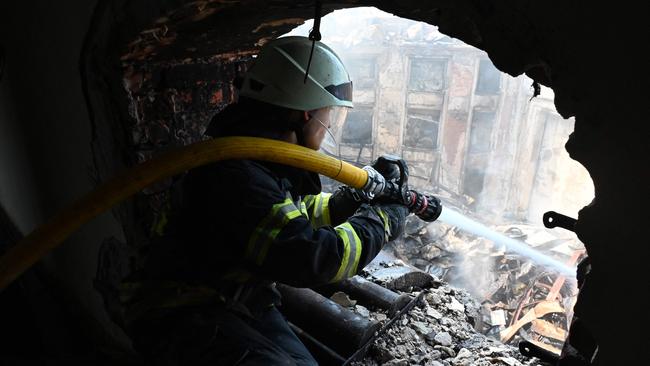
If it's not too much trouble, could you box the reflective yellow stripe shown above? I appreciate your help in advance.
[331,222,362,282]
[300,201,309,217]
[247,196,302,266]
[310,193,332,228]
[256,209,301,265]
[378,208,390,240]
[303,195,315,210]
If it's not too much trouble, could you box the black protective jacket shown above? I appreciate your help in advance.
[131,158,390,312]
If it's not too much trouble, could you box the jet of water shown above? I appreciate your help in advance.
[437,206,576,277]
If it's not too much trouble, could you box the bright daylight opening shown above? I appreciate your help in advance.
[285,7,594,357]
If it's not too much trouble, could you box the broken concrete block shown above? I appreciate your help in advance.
[426,306,443,319]
[434,331,453,346]
[412,321,432,335]
[448,297,465,313]
[370,265,434,291]
[426,291,442,305]
[384,358,408,366]
[330,291,356,307]
[454,348,473,361]
[375,313,388,321]
[434,345,456,358]
[355,304,370,317]
[425,361,444,366]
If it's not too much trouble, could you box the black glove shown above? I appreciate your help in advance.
[328,186,364,226]
[376,203,409,241]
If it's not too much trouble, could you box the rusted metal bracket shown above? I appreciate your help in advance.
[543,211,577,232]
[519,340,560,364]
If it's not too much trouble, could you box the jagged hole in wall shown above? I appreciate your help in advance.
[285,7,594,351]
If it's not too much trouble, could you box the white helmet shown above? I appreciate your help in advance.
[239,36,353,111]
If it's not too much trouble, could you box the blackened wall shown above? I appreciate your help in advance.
[0,0,132,361]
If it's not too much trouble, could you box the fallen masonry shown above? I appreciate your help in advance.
[337,257,550,366]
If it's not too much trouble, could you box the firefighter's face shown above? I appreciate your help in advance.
[303,106,347,152]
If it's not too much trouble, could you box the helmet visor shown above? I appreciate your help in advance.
[325,81,353,103]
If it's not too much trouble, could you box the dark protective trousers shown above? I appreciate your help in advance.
[130,305,318,366]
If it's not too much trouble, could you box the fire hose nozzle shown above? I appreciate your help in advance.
[406,190,442,222]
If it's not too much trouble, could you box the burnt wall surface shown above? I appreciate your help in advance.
[0,0,648,364]
[0,0,133,363]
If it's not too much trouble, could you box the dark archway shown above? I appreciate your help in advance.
[81,1,649,365]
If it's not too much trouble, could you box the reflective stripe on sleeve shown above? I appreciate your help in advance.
[300,201,309,217]
[310,193,332,228]
[330,222,362,282]
[377,208,391,240]
[247,196,302,266]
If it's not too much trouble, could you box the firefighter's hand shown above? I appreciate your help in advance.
[350,166,386,203]
[376,203,409,241]
[370,155,404,182]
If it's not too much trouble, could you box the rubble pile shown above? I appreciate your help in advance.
[342,267,545,366]
[383,213,586,357]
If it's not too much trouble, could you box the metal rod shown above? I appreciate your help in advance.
[343,291,425,365]
[288,321,346,365]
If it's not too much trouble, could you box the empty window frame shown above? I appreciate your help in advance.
[408,58,447,92]
[404,108,441,150]
[468,110,496,153]
[346,58,376,89]
[475,59,501,95]
[341,106,373,144]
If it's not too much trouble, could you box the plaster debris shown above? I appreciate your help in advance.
[331,291,357,307]
[350,273,547,366]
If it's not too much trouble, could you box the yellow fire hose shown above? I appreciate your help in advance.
[0,137,369,290]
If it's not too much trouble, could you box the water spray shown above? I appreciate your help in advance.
[437,206,576,277]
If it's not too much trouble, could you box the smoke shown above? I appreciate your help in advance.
[438,207,576,277]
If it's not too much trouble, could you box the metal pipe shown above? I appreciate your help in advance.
[277,284,380,357]
[330,276,411,317]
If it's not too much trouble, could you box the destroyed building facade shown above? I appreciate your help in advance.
[309,16,592,223]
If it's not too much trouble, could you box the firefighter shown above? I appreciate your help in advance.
[123,36,409,365]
